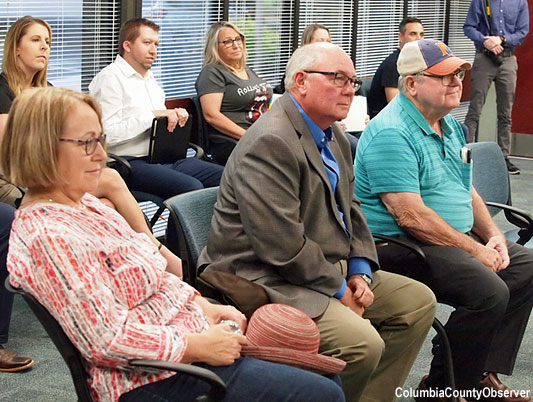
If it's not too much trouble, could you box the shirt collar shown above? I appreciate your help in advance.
[396,92,453,139]
[289,93,333,149]
[114,54,155,80]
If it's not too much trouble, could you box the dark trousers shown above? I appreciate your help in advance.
[126,157,224,199]
[119,356,344,402]
[464,51,517,156]
[0,203,15,344]
[210,139,237,166]
[377,236,533,391]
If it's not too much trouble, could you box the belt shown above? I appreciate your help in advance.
[477,49,515,57]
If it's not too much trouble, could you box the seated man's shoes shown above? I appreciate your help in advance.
[415,375,467,402]
[0,345,34,372]
[476,372,530,402]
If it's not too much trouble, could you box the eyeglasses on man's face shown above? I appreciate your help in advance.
[304,70,362,91]
[59,134,107,156]
[418,69,466,86]
[218,35,244,48]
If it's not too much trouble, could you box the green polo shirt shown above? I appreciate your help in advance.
[354,93,473,236]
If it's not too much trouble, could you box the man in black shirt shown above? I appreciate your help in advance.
[367,17,424,118]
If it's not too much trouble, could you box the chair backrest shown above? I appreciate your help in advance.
[359,78,372,98]
[467,141,510,217]
[192,96,211,153]
[4,277,93,402]
[164,187,219,286]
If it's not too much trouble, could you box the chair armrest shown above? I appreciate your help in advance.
[129,359,226,402]
[188,143,205,160]
[107,153,133,180]
[4,276,21,295]
[0,173,26,208]
[485,202,533,245]
[485,201,533,228]
[372,233,428,268]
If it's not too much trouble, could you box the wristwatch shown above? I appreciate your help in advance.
[500,35,507,46]
[357,274,372,285]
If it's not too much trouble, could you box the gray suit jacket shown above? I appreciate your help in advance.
[198,93,378,318]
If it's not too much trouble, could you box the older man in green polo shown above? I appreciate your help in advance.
[355,39,533,402]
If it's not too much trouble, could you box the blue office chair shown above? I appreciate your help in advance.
[164,187,219,287]
[468,141,533,247]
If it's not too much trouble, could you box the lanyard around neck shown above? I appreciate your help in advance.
[485,0,492,17]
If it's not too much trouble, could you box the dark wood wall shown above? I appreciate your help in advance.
[512,0,533,135]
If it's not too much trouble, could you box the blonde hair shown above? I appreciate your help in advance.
[301,24,330,46]
[202,21,247,72]
[2,16,52,96]
[0,87,102,189]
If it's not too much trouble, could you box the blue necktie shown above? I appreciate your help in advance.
[317,129,348,235]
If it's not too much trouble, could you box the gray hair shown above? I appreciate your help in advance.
[398,73,424,94]
[284,42,338,91]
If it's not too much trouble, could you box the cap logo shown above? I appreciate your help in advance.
[436,42,448,56]
[396,39,472,76]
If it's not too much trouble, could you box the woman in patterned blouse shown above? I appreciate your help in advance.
[0,86,344,402]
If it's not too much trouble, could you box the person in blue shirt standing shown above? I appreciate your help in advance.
[463,0,529,174]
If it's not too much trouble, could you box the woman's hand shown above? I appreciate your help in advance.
[184,324,248,366]
[200,300,247,333]
[158,245,183,278]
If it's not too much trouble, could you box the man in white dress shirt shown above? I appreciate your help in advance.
[90,18,223,199]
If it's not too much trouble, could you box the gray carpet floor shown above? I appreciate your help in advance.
[1,156,532,401]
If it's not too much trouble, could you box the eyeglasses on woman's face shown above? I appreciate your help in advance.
[218,35,244,48]
[59,133,107,156]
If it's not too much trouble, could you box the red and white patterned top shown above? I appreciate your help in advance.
[7,194,210,402]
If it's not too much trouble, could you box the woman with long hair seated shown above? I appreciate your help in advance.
[0,16,181,276]
[195,21,273,165]
[1,86,345,402]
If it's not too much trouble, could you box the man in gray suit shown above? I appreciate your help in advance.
[198,42,436,402]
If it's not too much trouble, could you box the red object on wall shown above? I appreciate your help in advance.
[512,0,533,135]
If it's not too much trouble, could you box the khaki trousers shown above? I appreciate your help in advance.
[0,177,23,207]
[315,269,436,402]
